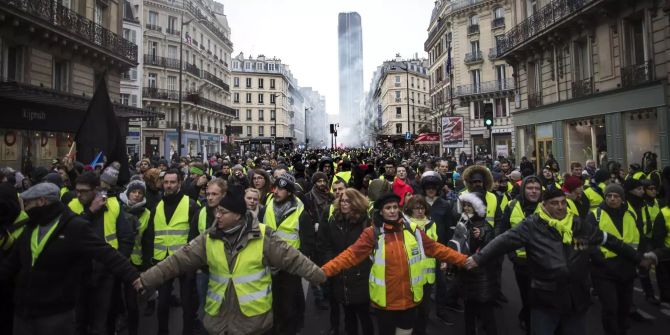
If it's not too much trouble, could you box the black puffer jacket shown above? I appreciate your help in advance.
[318,212,371,305]
[473,212,640,314]
[452,214,497,302]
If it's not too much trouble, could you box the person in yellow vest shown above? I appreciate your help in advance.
[497,175,542,333]
[562,176,590,219]
[652,166,670,302]
[133,188,326,334]
[492,172,511,212]
[144,168,200,335]
[0,180,23,334]
[321,193,468,335]
[262,173,316,334]
[68,170,134,335]
[118,179,152,335]
[588,183,647,335]
[584,169,610,209]
[1,182,139,335]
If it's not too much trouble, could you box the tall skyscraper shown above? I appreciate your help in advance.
[338,12,364,129]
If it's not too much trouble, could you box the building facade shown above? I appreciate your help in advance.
[301,87,328,148]
[121,0,144,156]
[499,0,670,172]
[141,0,234,158]
[366,55,433,147]
[230,53,299,153]
[338,12,364,132]
[0,0,154,170]
[426,0,516,158]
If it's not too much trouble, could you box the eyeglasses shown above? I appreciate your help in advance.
[340,198,351,204]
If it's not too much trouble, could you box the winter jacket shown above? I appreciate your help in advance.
[0,204,139,318]
[140,215,325,335]
[427,196,457,243]
[76,196,134,258]
[452,214,496,302]
[473,212,640,314]
[318,213,371,305]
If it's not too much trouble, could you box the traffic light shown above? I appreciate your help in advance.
[330,124,335,134]
[484,103,494,130]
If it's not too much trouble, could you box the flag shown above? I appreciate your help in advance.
[75,75,130,186]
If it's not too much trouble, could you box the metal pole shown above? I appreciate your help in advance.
[406,61,410,140]
[273,95,277,156]
[177,11,184,158]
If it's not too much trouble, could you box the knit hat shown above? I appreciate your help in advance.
[20,182,60,202]
[31,167,50,183]
[542,187,566,202]
[274,173,296,193]
[218,190,247,215]
[604,183,625,199]
[374,193,401,210]
[43,172,64,189]
[368,179,392,202]
[126,180,146,195]
[232,164,244,172]
[593,169,609,184]
[562,176,583,193]
[311,172,328,184]
[508,170,522,182]
[100,166,119,186]
[623,178,643,193]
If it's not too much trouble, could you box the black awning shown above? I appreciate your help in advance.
[0,80,161,132]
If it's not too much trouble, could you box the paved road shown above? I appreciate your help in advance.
[128,259,670,334]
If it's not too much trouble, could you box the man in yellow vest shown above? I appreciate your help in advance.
[68,170,134,335]
[262,173,316,334]
[584,169,609,209]
[145,168,200,335]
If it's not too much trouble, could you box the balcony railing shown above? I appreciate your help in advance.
[185,1,233,48]
[455,79,515,97]
[184,63,200,77]
[571,77,594,99]
[498,0,594,56]
[165,28,180,36]
[528,92,543,108]
[489,48,501,60]
[464,51,483,64]
[146,24,161,32]
[144,55,180,70]
[143,87,179,101]
[2,0,138,64]
[186,94,236,117]
[468,24,480,35]
[621,61,654,88]
[202,70,228,90]
[492,17,505,29]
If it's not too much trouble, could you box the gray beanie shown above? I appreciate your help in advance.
[126,180,146,194]
[100,167,119,186]
[604,183,625,199]
[274,173,296,193]
[20,183,60,203]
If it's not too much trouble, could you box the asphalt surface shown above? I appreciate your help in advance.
[127,259,670,334]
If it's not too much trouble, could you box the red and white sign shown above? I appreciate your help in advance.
[442,116,464,148]
[416,132,440,143]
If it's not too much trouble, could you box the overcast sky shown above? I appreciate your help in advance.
[224,0,435,118]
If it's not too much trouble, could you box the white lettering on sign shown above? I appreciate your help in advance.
[22,109,47,121]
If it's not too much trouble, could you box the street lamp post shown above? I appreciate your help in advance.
[272,93,282,156]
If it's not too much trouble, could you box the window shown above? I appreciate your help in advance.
[168,16,177,33]
[233,77,240,87]
[470,69,481,92]
[495,98,508,117]
[131,94,138,107]
[258,110,264,121]
[258,94,264,104]
[473,101,485,119]
[259,126,264,136]
[396,123,403,134]
[395,91,401,102]
[528,62,541,95]
[469,14,479,26]
[120,93,130,106]
[256,62,264,71]
[233,93,240,103]
[147,73,157,88]
[573,39,589,80]
[470,40,480,54]
[246,78,252,88]
[271,109,276,120]
[247,126,252,137]
[95,2,105,26]
[149,41,158,58]
[268,63,276,71]
[258,78,264,89]
[494,7,504,19]
[411,77,415,87]
[396,107,402,117]
[270,79,276,89]
[233,61,240,69]
[395,75,401,87]
[244,62,251,70]
[246,109,252,121]
[270,94,276,104]
[167,45,177,60]
[496,65,507,88]
[148,11,158,26]
[271,126,276,136]
[234,109,240,119]
[53,59,69,92]
[167,75,177,91]
[623,17,647,66]
[123,28,136,44]
[246,93,252,104]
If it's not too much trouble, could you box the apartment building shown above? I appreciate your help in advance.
[141,0,234,158]
[121,0,144,155]
[426,0,516,158]
[500,0,670,172]
[0,0,155,170]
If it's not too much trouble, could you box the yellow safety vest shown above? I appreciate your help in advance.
[204,224,272,317]
[412,219,437,285]
[328,204,335,220]
[263,199,304,249]
[631,171,646,180]
[661,207,670,248]
[1,211,29,251]
[59,187,68,198]
[130,208,151,266]
[198,207,209,235]
[369,221,425,308]
[500,193,510,212]
[509,200,540,258]
[643,200,660,238]
[153,195,191,260]
[595,207,639,258]
[567,198,580,217]
[584,183,606,209]
[30,216,60,266]
[68,197,121,249]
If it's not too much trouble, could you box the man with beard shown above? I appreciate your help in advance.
[219,161,232,180]
[498,175,543,332]
[492,172,512,212]
[142,169,199,335]
[381,159,396,182]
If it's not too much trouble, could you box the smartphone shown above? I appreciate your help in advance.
[97,190,108,200]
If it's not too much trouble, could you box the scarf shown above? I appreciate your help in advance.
[538,205,573,244]
[412,217,429,230]
[309,187,331,207]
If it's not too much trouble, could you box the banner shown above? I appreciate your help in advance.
[442,116,464,148]
[416,132,439,143]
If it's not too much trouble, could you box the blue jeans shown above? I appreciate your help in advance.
[195,271,209,318]
[530,308,586,335]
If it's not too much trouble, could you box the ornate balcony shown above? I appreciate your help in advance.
[621,61,654,88]
[144,55,180,70]
[185,93,236,118]
[202,70,229,91]
[143,87,179,101]
[0,0,138,67]
[146,24,161,32]
[528,92,543,109]
[571,77,594,99]
[185,1,233,48]
[464,51,483,65]
[489,48,502,60]
[184,63,200,77]
[455,79,515,98]
[467,24,480,35]
[492,17,505,29]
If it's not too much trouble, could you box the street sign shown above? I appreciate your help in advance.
[405,132,412,140]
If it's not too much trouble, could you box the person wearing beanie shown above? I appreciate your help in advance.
[136,184,326,335]
[100,166,120,189]
[562,176,590,219]
[261,171,317,334]
[585,169,610,209]
[321,192,468,335]
[588,181,650,334]
[0,182,139,335]
[468,182,651,335]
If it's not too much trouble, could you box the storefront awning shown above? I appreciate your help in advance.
[0,80,162,132]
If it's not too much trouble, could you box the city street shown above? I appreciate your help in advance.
[131,259,670,335]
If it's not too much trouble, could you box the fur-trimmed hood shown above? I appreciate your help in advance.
[459,192,487,218]
[462,165,494,192]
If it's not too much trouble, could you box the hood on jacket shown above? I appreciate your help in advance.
[459,192,486,217]
[462,165,493,192]
[119,189,147,211]
[518,175,543,207]
[392,178,414,207]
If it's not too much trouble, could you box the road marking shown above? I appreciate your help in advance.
[636,309,656,320]
[661,309,670,317]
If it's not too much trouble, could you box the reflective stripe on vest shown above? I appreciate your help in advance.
[662,207,670,248]
[68,197,121,249]
[595,207,640,258]
[585,183,606,209]
[130,209,151,266]
[509,200,540,258]
[153,195,191,260]
[204,224,272,317]
[198,207,208,235]
[263,200,304,249]
[369,222,425,307]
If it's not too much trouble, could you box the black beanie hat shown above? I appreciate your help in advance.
[218,189,247,215]
[623,178,643,193]
[374,193,401,210]
[542,187,565,202]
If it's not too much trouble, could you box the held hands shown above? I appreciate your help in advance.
[132,278,144,293]
[639,252,658,270]
[463,256,478,270]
